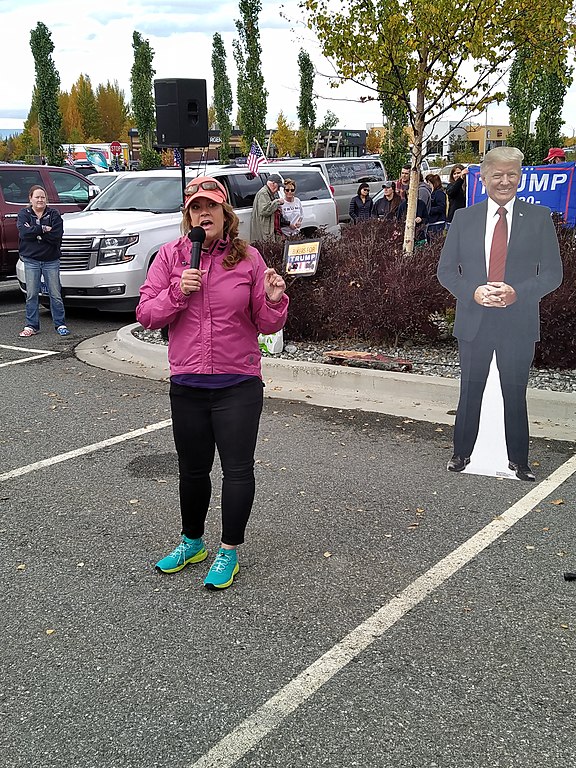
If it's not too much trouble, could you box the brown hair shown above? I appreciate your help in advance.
[449,164,465,183]
[181,201,249,269]
[426,174,443,190]
[28,185,47,199]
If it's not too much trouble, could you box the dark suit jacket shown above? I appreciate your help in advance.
[437,198,562,342]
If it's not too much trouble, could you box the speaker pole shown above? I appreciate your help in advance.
[179,147,186,206]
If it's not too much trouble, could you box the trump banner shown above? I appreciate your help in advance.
[467,162,576,225]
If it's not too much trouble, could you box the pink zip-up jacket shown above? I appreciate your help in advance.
[136,235,289,378]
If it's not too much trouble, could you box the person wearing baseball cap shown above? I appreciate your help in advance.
[543,148,566,164]
[250,174,284,242]
[136,176,288,590]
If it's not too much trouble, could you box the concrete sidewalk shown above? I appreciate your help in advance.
[75,323,576,441]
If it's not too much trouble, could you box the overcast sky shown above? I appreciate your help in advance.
[1,0,575,139]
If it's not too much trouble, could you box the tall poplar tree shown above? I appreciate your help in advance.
[297,49,316,156]
[534,71,571,162]
[234,0,267,153]
[212,33,234,163]
[130,31,161,169]
[507,51,572,164]
[506,48,538,160]
[29,22,64,165]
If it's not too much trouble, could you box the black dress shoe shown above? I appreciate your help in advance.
[447,454,470,472]
[508,462,536,481]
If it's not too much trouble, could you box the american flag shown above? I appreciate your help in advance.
[65,146,74,166]
[247,140,265,176]
[173,148,182,167]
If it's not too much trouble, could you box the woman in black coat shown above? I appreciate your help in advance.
[426,174,447,239]
[349,183,373,223]
[446,164,467,224]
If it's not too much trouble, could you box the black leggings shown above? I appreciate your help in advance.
[170,378,264,546]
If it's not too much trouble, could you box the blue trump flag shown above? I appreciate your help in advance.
[467,162,576,225]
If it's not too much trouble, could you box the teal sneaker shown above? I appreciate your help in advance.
[204,548,239,590]
[155,535,207,573]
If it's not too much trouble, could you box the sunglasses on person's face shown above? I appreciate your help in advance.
[185,180,224,197]
[284,187,295,192]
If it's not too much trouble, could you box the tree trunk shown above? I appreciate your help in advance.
[403,85,426,255]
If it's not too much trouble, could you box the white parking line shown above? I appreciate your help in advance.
[0,419,172,483]
[187,453,576,768]
[0,343,59,368]
[0,309,24,316]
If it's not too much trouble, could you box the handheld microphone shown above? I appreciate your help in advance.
[187,226,206,269]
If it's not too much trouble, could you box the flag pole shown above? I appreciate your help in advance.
[254,137,267,162]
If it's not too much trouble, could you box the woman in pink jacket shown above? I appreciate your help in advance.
[136,177,288,590]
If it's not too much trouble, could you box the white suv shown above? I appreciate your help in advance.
[16,165,339,311]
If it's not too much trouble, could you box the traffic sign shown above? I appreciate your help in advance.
[110,141,122,155]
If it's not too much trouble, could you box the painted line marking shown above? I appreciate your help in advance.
[0,419,172,483]
[187,453,576,768]
[0,345,60,368]
[0,309,24,316]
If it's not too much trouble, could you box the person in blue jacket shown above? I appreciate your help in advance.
[17,185,70,337]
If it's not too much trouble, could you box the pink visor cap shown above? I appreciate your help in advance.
[184,177,228,207]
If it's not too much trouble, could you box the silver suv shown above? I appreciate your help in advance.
[16,165,339,311]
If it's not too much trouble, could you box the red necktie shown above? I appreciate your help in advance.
[488,207,507,282]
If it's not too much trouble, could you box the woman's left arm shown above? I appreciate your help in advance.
[250,252,289,334]
[41,210,64,244]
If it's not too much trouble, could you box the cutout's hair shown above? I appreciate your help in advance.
[481,146,524,176]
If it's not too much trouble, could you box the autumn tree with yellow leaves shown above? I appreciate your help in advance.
[300,0,576,253]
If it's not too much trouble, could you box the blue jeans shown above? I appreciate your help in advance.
[22,257,66,331]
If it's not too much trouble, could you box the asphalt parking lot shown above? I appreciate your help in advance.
[1,281,575,768]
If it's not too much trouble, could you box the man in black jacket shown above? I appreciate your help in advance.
[437,147,562,480]
[17,185,70,337]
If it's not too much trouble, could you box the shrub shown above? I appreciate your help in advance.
[535,224,576,369]
[256,219,451,345]
[256,220,576,368]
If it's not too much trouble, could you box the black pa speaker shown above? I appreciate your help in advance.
[154,78,208,148]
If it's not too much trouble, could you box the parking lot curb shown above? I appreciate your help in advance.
[75,324,576,441]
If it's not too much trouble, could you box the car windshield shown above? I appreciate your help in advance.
[88,175,187,213]
[87,173,119,190]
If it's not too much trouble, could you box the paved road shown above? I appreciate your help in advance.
[1,281,575,768]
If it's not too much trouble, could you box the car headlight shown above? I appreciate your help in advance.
[97,234,139,265]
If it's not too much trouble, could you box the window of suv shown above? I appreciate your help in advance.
[0,168,43,203]
[281,171,331,200]
[325,160,385,186]
[219,173,264,209]
[48,170,90,205]
[89,175,184,213]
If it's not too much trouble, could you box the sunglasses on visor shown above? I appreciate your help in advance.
[185,180,225,196]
